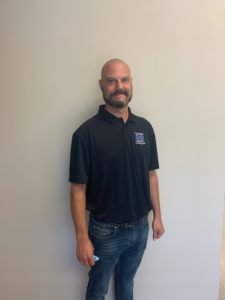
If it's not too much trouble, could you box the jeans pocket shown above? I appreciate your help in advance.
[90,224,117,240]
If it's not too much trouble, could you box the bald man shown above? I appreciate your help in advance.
[69,59,164,300]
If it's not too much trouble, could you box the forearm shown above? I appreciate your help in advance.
[70,183,95,266]
[149,170,162,219]
[149,170,165,240]
[70,183,88,240]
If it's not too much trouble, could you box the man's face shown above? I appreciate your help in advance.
[99,62,133,109]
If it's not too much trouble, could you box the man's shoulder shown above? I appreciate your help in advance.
[131,112,154,130]
[79,113,100,129]
[72,112,101,137]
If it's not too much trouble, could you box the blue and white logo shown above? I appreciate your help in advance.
[134,132,146,145]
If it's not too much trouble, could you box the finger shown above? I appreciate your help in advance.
[79,256,88,267]
[80,253,94,267]
[153,230,158,240]
[77,256,85,265]
[87,256,95,267]
[153,228,164,240]
[76,253,88,266]
[153,229,161,240]
[83,256,95,268]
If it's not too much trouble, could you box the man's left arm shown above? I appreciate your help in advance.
[149,170,165,240]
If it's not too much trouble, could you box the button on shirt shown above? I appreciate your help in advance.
[69,105,159,223]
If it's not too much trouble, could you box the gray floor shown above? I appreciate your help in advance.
[219,201,225,300]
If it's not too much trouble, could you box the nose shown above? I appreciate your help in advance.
[116,79,123,90]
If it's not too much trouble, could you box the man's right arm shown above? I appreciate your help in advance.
[70,183,95,267]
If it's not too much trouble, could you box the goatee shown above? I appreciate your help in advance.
[103,90,132,108]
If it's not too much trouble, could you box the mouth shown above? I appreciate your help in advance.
[112,90,128,97]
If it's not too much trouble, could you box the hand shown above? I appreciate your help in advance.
[76,237,95,267]
[152,217,165,241]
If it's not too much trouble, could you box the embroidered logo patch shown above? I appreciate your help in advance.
[134,132,146,145]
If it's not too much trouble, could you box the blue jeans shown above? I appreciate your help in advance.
[86,214,149,300]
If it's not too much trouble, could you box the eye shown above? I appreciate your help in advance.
[106,78,116,85]
[122,77,130,83]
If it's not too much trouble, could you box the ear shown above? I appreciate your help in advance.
[99,79,103,91]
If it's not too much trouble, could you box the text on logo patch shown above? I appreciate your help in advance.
[134,132,146,145]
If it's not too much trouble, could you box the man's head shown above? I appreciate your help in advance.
[99,59,133,109]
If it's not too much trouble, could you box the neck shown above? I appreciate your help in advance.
[104,104,129,122]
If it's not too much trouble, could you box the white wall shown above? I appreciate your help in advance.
[1,1,225,300]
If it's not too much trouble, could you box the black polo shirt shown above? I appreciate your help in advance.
[69,105,159,223]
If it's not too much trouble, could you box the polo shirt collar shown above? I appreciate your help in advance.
[98,105,136,124]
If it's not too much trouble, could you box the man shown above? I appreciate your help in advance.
[69,59,165,300]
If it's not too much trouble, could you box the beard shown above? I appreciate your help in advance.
[102,89,132,108]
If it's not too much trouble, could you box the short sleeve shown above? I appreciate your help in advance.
[69,132,90,183]
[149,130,159,170]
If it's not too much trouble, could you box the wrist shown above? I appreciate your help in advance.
[153,211,162,220]
[76,233,89,241]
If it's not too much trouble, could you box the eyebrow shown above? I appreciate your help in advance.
[106,76,130,80]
